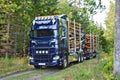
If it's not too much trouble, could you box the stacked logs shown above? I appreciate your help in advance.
[93,35,97,51]
[84,34,97,53]
[68,21,81,52]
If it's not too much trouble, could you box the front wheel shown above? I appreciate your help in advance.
[61,56,68,69]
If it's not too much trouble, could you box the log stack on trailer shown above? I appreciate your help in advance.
[83,34,98,59]
[68,21,81,52]
[68,19,98,60]
[92,35,98,57]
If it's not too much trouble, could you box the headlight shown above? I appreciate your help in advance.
[29,57,34,60]
[53,56,59,60]
[29,57,34,62]
[50,39,56,47]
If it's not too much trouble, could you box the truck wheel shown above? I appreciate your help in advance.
[34,65,41,69]
[93,53,96,58]
[78,54,81,63]
[61,56,68,69]
[80,53,84,62]
[90,53,93,59]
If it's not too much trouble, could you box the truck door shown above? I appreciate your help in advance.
[59,27,66,53]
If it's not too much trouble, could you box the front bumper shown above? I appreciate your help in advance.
[29,60,60,66]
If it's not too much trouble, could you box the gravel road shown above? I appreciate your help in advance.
[0,69,36,80]
[0,68,59,80]
[25,69,59,80]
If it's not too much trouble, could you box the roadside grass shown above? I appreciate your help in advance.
[0,57,33,77]
[1,54,119,80]
[42,58,104,80]
[6,69,51,80]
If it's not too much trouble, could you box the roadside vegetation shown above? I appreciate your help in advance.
[42,58,104,80]
[0,57,33,77]
[42,53,120,80]
[1,54,120,80]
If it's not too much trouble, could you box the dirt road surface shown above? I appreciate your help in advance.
[0,70,36,80]
[0,68,59,80]
[25,69,59,80]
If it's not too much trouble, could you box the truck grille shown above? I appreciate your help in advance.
[33,54,52,63]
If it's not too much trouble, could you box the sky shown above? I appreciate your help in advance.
[93,0,115,29]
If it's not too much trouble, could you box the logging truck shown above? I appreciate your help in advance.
[28,14,98,69]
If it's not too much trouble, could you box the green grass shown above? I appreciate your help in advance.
[7,69,51,80]
[42,58,104,80]
[1,54,118,80]
[0,57,33,77]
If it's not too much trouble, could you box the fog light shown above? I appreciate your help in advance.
[36,51,38,54]
[42,51,44,53]
[46,51,48,54]
[39,51,41,54]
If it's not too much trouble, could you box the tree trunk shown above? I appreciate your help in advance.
[114,0,120,75]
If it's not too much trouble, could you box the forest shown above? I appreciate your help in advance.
[0,0,106,57]
[0,0,119,80]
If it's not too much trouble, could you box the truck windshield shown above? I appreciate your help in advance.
[31,30,55,37]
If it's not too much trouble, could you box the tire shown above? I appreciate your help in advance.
[86,53,91,59]
[61,56,68,69]
[90,53,93,59]
[78,54,81,63]
[80,53,84,62]
[93,53,96,58]
[78,53,84,63]
[34,65,41,69]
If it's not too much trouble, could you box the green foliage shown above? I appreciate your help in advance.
[42,59,104,80]
[0,0,59,57]
[104,1,114,53]
[0,57,33,77]
[98,51,114,80]
[98,1,115,80]
[0,0,104,57]
[31,0,58,16]
[116,74,120,80]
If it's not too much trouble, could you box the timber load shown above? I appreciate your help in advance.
[84,34,98,53]
[68,21,81,52]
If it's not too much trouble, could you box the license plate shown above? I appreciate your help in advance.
[38,63,46,65]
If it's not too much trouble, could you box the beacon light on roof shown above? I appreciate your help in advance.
[35,16,56,20]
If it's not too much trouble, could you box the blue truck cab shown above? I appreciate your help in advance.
[29,14,69,69]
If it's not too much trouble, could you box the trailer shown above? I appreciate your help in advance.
[83,34,98,59]
[28,14,85,69]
